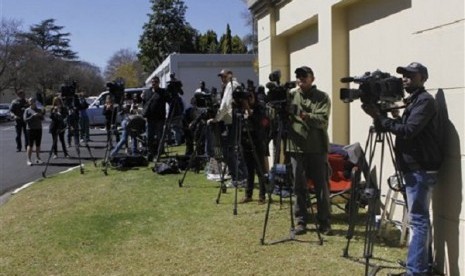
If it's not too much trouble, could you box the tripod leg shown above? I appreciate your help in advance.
[215,161,228,204]
[178,150,197,187]
[260,191,273,245]
[42,143,55,178]
[343,168,361,257]
[307,192,323,245]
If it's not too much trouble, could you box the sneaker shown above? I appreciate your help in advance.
[258,197,267,205]
[318,224,334,236]
[35,159,44,164]
[239,197,253,204]
[27,160,32,166]
[294,224,307,235]
[52,154,58,159]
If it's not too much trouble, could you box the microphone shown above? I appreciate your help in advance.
[340,77,354,83]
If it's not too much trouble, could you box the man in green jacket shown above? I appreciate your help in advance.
[286,66,332,235]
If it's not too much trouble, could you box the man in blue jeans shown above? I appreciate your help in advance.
[363,62,443,276]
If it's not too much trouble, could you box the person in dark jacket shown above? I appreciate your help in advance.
[142,76,169,161]
[286,66,332,236]
[103,95,120,148]
[50,96,69,159]
[363,62,443,276]
[9,90,29,152]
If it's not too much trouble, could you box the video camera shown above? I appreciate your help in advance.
[106,78,125,104]
[265,70,296,108]
[167,73,184,97]
[340,70,404,110]
[60,81,77,98]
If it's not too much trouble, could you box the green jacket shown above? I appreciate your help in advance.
[286,85,330,153]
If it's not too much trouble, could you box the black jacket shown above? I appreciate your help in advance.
[378,87,442,172]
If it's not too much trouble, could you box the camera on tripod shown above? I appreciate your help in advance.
[167,73,184,98]
[61,81,77,98]
[267,163,292,193]
[340,70,404,110]
[265,70,296,106]
[106,78,125,104]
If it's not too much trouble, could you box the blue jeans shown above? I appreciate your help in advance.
[110,119,137,157]
[404,170,437,276]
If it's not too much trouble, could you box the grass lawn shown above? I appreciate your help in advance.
[0,158,407,275]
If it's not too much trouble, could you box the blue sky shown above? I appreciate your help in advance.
[1,0,251,71]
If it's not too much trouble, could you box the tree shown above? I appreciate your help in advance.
[219,24,233,54]
[241,0,257,54]
[67,61,104,96]
[104,49,145,87]
[20,18,78,60]
[231,35,247,54]
[198,30,219,53]
[0,18,22,92]
[138,0,196,72]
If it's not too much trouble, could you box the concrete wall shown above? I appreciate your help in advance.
[145,53,258,107]
[248,0,464,274]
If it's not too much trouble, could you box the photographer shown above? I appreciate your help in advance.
[142,76,169,161]
[167,78,185,146]
[49,96,69,159]
[9,90,29,152]
[207,69,247,186]
[239,84,269,204]
[102,95,120,148]
[363,62,442,276]
[287,66,332,235]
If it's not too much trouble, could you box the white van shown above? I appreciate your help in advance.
[87,87,145,126]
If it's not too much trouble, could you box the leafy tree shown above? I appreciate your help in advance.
[219,24,233,54]
[231,35,247,54]
[198,30,219,53]
[67,61,104,97]
[104,48,145,87]
[20,18,78,60]
[138,0,196,72]
[241,0,257,54]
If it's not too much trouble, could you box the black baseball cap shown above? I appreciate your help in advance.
[396,62,428,80]
[294,66,314,77]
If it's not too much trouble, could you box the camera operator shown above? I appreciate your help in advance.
[78,92,90,143]
[287,66,332,236]
[102,95,120,148]
[362,62,442,276]
[207,69,247,186]
[239,83,269,204]
[9,90,29,152]
[167,74,185,146]
[50,96,70,159]
[142,76,169,161]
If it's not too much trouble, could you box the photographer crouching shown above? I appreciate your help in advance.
[287,66,332,236]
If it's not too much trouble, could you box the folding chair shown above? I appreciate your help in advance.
[307,152,355,211]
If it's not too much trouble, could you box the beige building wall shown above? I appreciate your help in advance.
[248,0,465,275]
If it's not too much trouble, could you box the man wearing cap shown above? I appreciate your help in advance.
[287,66,332,235]
[363,62,443,276]
[207,69,247,186]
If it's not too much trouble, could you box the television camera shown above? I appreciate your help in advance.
[167,73,184,97]
[60,81,79,110]
[106,78,125,105]
[340,70,404,111]
[265,70,296,106]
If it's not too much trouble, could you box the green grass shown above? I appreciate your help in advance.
[0,159,407,275]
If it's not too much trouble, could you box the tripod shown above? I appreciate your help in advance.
[342,123,404,276]
[102,103,121,175]
[260,109,323,245]
[178,117,208,187]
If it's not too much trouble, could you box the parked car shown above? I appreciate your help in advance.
[87,87,145,126]
[0,103,13,121]
[86,96,98,105]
